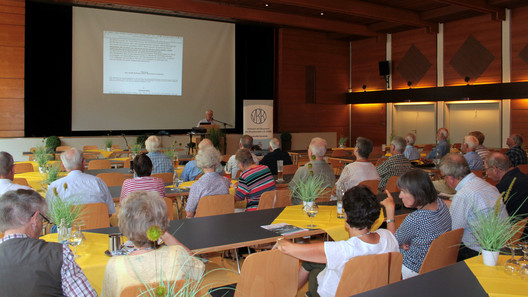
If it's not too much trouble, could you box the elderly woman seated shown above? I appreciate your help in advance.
[275,186,399,297]
[120,153,166,203]
[234,148,276,211]
[102,191,204,297]
[185,147,231,218]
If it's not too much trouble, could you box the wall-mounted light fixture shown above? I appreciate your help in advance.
[407,81,413,89]
[362,85,367,92]
[464,76,471,85]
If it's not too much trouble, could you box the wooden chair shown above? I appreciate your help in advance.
[96,172,126,187]
[517,164,528,175]
[111,144,120,150]
[194,194,234,218]
[152,172,174,183]
[55,146,71,152]
[120,280,207,297]
[375,157,387,166]
[164,197,174,220]
[328,159,345,176]
[471,170,484,178]
[257,189,292,210]
[83,153,99,160]
[388,252,403,284]
[78,203,110,230]
[423,144,434,152]
[194,173,204,180]
[13,177,30,187]
[331,149,347,157]
[358,179,379,194]
[508,217,528,245]
[122,158,131,168]
[13,163,34,174]
[419,228,464,274]
[234,249,298,297]
[335,252,402,297]
[87,159,112,170]
[83,145,98,150]
[282,164,298,175]
[385,175,400,193]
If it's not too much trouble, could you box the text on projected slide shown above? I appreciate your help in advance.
[103,31,183,96]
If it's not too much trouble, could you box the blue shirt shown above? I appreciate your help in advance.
[147,151,174,174]
[426,139,449,159]
[464,151,483,171]
[404,145,420,161]
[180,160,203,182]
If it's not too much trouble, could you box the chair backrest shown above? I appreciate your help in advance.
[517,164,528,175]
[83,153,99,160]
[335,253,391,297]
[13,163,34,174]
[120,280,207,297]
[331,150,348,157]
[96,172,126,187]
[385,176,400,193]
[282,164,298,175]
[358,179,379,194]
[152,172,174,183]
[423,144,434,151]
[83,145,98,150]
[13,177,30,187]
[234,249,298,297]
[111,144,120,150]
[122,158,131,168]
[471,170,484,178]
[195,194,234,218]
[194,173,204,181]
[388,252,403,284]
[164,197,174,221]
[418,228,464,274]
[55,146,71,152]
[257,189,292,210]
[508,217,528,245]
[78,203,110,230]
[87,159,112,170]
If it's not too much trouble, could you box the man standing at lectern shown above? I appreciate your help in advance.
[196,109,217,127]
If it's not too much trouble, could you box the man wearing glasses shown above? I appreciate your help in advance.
[0,189,96,296]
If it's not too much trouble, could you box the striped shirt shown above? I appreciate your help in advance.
[235,165,276,211]
[120,176,166,202]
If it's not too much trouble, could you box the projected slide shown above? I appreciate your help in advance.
[103,31,183,95]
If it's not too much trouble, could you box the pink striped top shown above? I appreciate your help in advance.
[120,176,166,203]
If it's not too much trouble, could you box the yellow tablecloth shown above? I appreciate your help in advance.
[85,149,126,158]
[465,255,528,297]
[176,179,236,195]
[42,232,110,295]
[270,205,384,241]
[14,171,67,192]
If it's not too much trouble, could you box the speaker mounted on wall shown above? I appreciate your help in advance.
[379,61,390,76]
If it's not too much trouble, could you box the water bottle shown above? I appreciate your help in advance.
[336,186,345,219]
[435,149,441,166]
[58,219,68,244]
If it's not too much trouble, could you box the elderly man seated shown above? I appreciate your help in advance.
[506,133,528,167]
[259,138,293,175]
[290,137,335,204]
[439,153,506,261]
[404,133,420,161]
[226,135,259,177]
[0,152,32,195]
[426,128,450,160]
[469,131,489,160]
[0,189,97,296]
[376,136,412,192]
[462,135,483,171]
[45,148,115,216]
[180,139,222,182]
[145,135,174,174]
[485,152,528,237]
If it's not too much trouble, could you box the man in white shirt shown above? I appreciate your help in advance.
[45,148,115,216]
[196,109,217,127]
[0,152,32,195]
[225,135,259,177]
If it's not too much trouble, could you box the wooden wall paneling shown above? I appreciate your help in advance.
[351,37,386,92]
[511,6,528,83]
[511,99,528,137]
[0,98,23,129]
[277,28,349,143]
[0,24,24,47]
[392,28,437,89]
[444,15,502,86]
[350,103,386,146]
[0,78,23,98]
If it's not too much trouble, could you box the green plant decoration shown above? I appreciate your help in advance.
[45,136,61,153]
[34,146,51,169]
[291,175,329,202]
[47,183,85,227]
[137,134,148,148]
[208,127,225,151]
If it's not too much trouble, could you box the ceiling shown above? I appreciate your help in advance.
[60,0,528,40]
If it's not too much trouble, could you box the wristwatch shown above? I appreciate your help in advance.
[385,219,395,223]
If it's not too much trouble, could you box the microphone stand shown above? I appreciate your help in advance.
[212,118,232,154]
[121,134,129,150]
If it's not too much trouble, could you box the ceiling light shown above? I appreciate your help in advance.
[320,12,324,16]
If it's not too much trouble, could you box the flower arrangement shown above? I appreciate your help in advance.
[43,162,62,185]
[34,146,51,170]
[291,175,329,202]
[47,183,85,227]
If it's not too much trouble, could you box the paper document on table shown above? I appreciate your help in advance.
[261,223,308,236]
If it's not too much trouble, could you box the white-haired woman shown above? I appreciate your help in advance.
[102,191,204,297]
[185,147,231,218]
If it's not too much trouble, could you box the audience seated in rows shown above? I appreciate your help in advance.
[426,128,450,160]
[185,147,231,218]
[506,133,528,167]
[469,130,489,160]
[274,186,399,297]
[102,191,204,297]
[180,139,222,182]
[226,135,259,178]
[290,137,335,205]
[0,189,97,296]
[0,152,32,195]
[46,148,115,216]
[403,133,420,161]
[376,136,412,193]
[335,137,379,191]
[381,169,451,279]
[485,152,528,237]
[259,137,293,175]
[120,153,166,203]
[462,135,484,171]
[234,148,276,211]
[145,135,174,174]
[439,153,507,261]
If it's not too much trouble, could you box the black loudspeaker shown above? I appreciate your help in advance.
[379,61,390,76]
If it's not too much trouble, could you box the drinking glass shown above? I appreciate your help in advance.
[504,244,521,275]
[173,172,182,192]
[518,241,528,268]
[68,223,83,258]
[277,160,284,182]
[304,203,319,228]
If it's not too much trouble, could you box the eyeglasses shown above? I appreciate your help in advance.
[32,211,51,224]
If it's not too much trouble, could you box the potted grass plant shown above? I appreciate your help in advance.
[42,162,62,186]
[47,183,85,230]
[34,146,51,173]
[105,138,113,151]
[338,135,348,148]
[291,175,329,208]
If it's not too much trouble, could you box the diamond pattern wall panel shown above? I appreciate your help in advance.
[449,34,494,80]
[519,44,528,65]
[396,44,432,84]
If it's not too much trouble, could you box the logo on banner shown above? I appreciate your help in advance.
[251,108,267,124]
